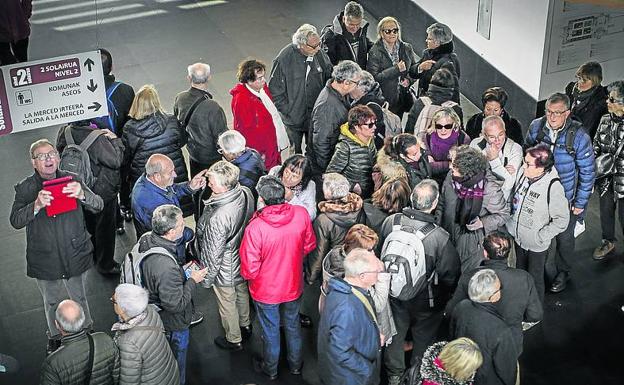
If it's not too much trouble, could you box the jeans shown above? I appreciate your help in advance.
[554,211,577,274]
[36,270,93,338]
[599,188,624,241]
[254,297,303,376]
[515,244,548,304]
[213,282,251,343]
[166,328,190,385]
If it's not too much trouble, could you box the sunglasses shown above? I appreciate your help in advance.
[435,123,454,130]
[306,42,321,49]
[359,121,377,128]
[383,28,399,35]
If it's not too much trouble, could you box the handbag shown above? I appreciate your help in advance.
[595,138,624,179]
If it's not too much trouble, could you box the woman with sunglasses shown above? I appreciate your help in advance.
[366,16,419,116]
[564,61,608,139]
[424,107,470,186]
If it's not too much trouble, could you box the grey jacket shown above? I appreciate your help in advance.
[40,331,120,385]
[268,44,332,128]
[311,81,352,173]
[437,170,510,273]
[506,168,569,252]
[470,137,523,200]
[196,185,255,287]
[114,307,179,385]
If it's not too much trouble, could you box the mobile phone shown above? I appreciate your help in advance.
[184,261,203,279]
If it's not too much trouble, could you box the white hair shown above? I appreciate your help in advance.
[344,248,375,277]
[322,173,351,200]
[468,269,499,303]
[187,63,211,84]
[207,160,240,191]
[292,24,318,48]
[55,300,85,333]
[218,130,246,155]
[115,284,149,318]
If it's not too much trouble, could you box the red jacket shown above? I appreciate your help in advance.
[240,203,316,304]
[230,83,280,169]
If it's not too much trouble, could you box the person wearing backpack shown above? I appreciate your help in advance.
[379,179,460,385]
[524,92,595,293]
[56,120,125,275]
[405,68,463,139]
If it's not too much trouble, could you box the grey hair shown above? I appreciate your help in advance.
[218,130,246,155]
[481,115,506,134]
[29,138,55,159]
[292,24,318,48]
[356,70,376,94]
[145,154,168,177]
[426,23,453,44]
[55,300,85,333]
[152,204,182,236]
[411,179,439,211]
[344,1,364,19]
[343,248,375,278]
[332,60,362,82]
[207,160,240,191]
[115,283,148,318]
[187,63,211,84]
[608,80,624,101]
[322,173,351,200]
[468,269,499,303]
[546,92,570,110]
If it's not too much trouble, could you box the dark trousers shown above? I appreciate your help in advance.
[190,158,214,220]
[384,298,443,377]
[85,198,117,271]
[0,38,28,65]
[554,211,577,274]
[286,121,310,155]
[599,188,624,241]
[515,244,548,304]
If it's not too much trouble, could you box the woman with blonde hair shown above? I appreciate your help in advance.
[121,84,190,214]
[413,337,483,385]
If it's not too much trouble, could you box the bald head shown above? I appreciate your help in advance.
[146,154,176,188]
[55,300,85,334]
[187,63,211,85]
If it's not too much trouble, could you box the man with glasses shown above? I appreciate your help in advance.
[525,92,595,293]
[10,139,103,355]
[379,179,460,385]
[322,1,373,68]
[269,24,333,154]
[450,269,519,385]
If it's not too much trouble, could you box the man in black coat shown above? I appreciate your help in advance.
[322,1,373,68]
[56,121,125,275]
[446,232,543,353]
[10,139,103,354]
[450,269,519,385]
[379,179,460,385]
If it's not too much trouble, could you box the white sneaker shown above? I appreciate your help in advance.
[522,321,540,331]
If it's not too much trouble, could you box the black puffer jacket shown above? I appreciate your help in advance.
[366,39,419,113]
[326,123,377,198]
[594,113,624,197]
[40,331,120,385]
[465,110,524,146]
[56,122,125,202]
[415,41,461,102]
[565,82,608,139]
[405,84,464,135]
[323,11,373,68]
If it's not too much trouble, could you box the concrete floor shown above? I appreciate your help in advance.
[0,1,622,384]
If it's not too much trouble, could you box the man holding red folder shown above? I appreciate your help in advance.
[10,139,103,355]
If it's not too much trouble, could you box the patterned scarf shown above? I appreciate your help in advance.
[452,171,486,228]
[383,40,400,65]
[428,130,460,161]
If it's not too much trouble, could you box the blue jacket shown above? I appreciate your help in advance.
[231,148,266,197]
[318,277,380,385]
[131,174,193,235]
[525,117,595,210]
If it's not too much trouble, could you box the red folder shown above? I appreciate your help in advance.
[42,176,78,216]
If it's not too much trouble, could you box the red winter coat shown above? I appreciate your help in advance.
[240,203,316,304]
[230,83,281,169]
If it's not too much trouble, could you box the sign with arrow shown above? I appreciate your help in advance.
[0,50,108,136]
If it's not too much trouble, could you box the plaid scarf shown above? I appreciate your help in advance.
[452,171,486,228]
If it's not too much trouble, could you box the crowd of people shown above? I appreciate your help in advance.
[7,1,624,385]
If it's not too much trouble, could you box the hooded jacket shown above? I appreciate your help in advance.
[240,203,316,304]
[230,83,280,169]
[505,168,569,252]
[196,185,255,287]
[417,341,475,385]
[323,11,374,68]
[326,123,378,198]
[318,277,380,385]
[305,193,366,283]
[113,306,179,385]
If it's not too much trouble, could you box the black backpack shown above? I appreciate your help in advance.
[59,127,103,188]
[533,117,577,157]
[399,356,423,385]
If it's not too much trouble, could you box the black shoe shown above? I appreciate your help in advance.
[116,226,125,235]
[190,310,204,327]
[252,356,277,380]
[240,325,252,341]
[214,336,243,351]
[290,362,303,375]
[46,338,62,356]
[550,272,569,293]
[299,313,312,328]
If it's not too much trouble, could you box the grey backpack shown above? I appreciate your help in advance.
[59,126,103,188]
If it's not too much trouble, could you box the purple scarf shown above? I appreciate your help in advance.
[428,130,460,161]
[452,171,486,228]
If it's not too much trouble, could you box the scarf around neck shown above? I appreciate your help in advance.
[429,130,460,160]
[245,84,290,151]
[452,171,486,228]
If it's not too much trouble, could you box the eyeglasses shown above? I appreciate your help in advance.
[217,147,224,154]
[607,96,623,104]
[545,109,568,117]
[360,269,385,276]
[435,123,454,130]
[382,28,399,35]
[488,285,502,301]
[344,78,361,86]
[109,297,117,305]
[523,159,536,168]
[575,76,589,83]
[359,121,377,129]
[306,42,321,50]
[32,151,59,161]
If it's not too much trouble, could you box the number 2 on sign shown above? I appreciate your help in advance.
[11,68,32,87]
